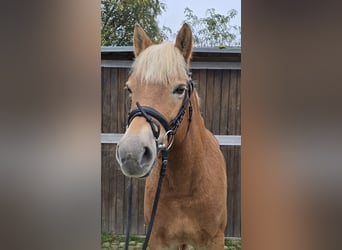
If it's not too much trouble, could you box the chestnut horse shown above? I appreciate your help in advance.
[116,23,227,250]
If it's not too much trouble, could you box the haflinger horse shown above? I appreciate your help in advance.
[116,23,227,250]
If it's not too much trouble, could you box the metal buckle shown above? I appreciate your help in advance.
[158,130,175,150]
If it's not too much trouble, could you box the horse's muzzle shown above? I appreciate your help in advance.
[116,135,156,178]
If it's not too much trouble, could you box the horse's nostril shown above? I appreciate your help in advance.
[141,146,152,166]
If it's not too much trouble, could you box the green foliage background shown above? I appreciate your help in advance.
[101,0,240,47]
[101,0,166,46]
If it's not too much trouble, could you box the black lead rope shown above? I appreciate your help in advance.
[142,149,168,250]
[124,150,168,250]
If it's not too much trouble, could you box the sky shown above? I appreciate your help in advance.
[157,0,241,40]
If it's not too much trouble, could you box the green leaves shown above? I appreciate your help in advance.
[101,2,241,48]
[184,7,240,47]
[101,0,166,46]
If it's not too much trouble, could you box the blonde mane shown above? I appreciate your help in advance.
[131,43,189,84]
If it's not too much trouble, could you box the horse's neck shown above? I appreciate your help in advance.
[164,97,208,192]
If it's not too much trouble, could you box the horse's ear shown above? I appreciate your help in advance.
[175,23,193,64]
[133,24,152,57]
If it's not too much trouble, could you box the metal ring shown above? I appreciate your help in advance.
[158,130,175,150]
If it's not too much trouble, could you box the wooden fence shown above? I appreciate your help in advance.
[101,47,241,237]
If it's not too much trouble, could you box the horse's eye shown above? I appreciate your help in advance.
[173,85,187,96]
[125,85,132,94]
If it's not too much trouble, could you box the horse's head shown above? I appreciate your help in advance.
[116,23,193,178]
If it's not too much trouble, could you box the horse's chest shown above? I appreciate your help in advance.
[158,198,201,231]
[159,204,199,239]
[145,185,212,235]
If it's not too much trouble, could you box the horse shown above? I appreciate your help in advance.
[116,23,227,250]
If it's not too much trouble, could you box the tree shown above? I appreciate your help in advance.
[183,7,240,47]
[101,0,166,46]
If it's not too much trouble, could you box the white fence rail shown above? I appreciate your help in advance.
[101,133,241,146]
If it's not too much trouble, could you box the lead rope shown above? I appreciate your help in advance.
[124,149,168,250]
[142,149,168,250]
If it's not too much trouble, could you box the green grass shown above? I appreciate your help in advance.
[225,238,241,250]
[101,231,114,243]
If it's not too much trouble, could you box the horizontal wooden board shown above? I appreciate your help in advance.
[101,133,241,146]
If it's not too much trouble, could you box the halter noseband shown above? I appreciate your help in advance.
[127,79,194,150]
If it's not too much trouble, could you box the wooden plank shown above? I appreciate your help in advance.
[235,70,241,135]
[123,68,131,127]
[233,146,241,236]
[222,146,230,236]
[215,135,241,146]
[227,70,235,135]
[101,144,110,231]
[212,70,223,134]
[117,68,129,133]
[101,60,132,68]
[228,70,240,135]
[220,70,230,135]
[101,133,122,143]
[101,134,241,146]
[110,68,119,133]
[102,68,111,133]
[122,175,129,235]
[226,146,234,236]
[223,145,241,237]
[101,46,241,64]
[115,165,125,234]
[101,46,241,54]
[204,70,215,130]
[101,59,241,70]
[190,61,240,70]
[108,144,117,233]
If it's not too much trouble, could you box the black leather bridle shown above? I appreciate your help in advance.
[124,78,194,250]
[127,78,194,151]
